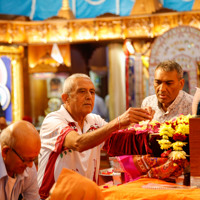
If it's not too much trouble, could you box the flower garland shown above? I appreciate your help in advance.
[124,115,192,160]
[157,114,192,160]
[128,120,161,135]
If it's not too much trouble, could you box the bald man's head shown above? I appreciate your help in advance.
[1,120,40,148]
[0,120,41,177]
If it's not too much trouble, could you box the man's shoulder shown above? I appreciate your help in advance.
[40,106,69,133]
[87,113,107,126]
[142,94,157,105]
[182,90,193,99]
[180,90,193,104]
[44,106,67,122]
[87,113,103,121]
[143,94,157,100]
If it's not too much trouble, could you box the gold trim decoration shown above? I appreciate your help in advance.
[11,57,24,121]
[58,0,75,19]
[124,17,151,38]
[193,0,200,10]
[130,0,162,15]
[0,46,24,122]
[1,11,200,44]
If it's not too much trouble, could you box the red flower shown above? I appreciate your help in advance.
[173,133,187,141]
[161,149,172,158]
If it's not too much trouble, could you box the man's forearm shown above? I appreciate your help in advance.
[63,118,119,152]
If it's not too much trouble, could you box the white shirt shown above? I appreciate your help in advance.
[6,176,16,200]
[141,90,193,123]
[0,147,40,200]
[38,105,107,199]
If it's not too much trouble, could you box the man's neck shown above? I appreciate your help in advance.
[161,101,174,112]
[73,117,85,132]
[64,105,86,130]
[161,104,168,112]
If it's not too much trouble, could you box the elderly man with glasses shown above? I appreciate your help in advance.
[0,120,41,200]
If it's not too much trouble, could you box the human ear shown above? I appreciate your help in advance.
[1,146,10,159]
[180,78,185,90]
[61,93,69,103]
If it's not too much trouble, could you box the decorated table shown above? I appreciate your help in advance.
[99,114,200,199]
[102,114,192,185]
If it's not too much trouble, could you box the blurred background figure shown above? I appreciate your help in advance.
[0,103,7,132]
[92,87,108,121]
[45,97,62,116]
[49,78,62,97]
[192,87,200,115]
[104,94,110,122]
[22,115,33,123]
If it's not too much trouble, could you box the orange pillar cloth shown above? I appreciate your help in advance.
[50,168,104,200]
[101,178,200,200]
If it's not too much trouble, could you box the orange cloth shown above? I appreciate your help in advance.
[50,168,104,200]
[101,178,200,200]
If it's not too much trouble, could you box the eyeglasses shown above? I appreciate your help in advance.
[11,148,36,163]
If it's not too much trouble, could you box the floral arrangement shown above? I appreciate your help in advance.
[104,115,193,160]
[157,114,193,160]
[126,114,193,161]
[128,120,161,135]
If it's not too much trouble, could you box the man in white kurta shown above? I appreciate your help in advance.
[37,73,154,199]
[37,105,106,198]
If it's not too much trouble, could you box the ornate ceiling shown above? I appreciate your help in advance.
[0,11,200,44]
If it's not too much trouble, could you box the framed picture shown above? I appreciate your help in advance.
[47,75,66,98]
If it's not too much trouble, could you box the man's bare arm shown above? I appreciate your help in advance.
[63,107,154,152]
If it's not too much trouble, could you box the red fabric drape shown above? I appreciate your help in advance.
[103,129,152,156]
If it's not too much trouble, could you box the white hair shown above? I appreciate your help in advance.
[62,73,91,94]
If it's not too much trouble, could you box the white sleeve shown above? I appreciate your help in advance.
[40,115,70,152]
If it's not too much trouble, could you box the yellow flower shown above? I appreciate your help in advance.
[160,144,171,150]
[158,139,171,144]
[169,151,187,160]
[162,135,169,140]
[135,124,147,131]
[159,124,175,137]
[175,123,189,135]
[157,139,171,150]
[171,141,187,150]
[149,120,159,126]
[176,114,193,124]
[157,114,194,160]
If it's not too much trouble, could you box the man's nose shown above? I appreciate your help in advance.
[159,83,167,91]
[85,91,92,98]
